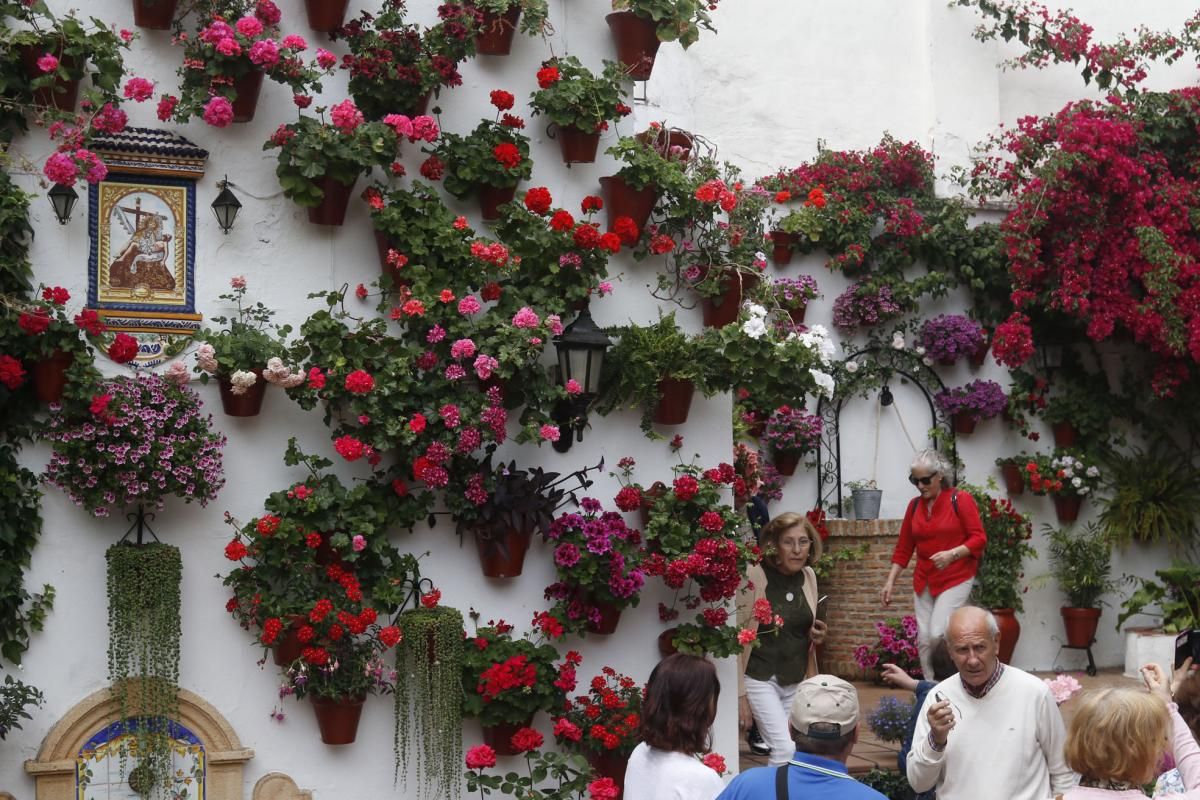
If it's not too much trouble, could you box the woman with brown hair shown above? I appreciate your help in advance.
[625,653,725,800]
[736,511,827,766]
[1057,663,1200,799]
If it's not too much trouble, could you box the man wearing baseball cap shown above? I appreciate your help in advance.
[717,674,886,799]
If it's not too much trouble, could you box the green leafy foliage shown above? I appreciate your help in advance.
[1117,563,1200,634]
[265,114,400,207]
[1098,441,1200,552]
[962,482,1036,612]
[604,135,688,192]
[528,56,628,131]
[429,118,532,197]
[610,0,716,47]
[106,541,181,798]
[1041,522,1118,609]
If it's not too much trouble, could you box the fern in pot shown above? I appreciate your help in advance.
[1041,522,1118,648]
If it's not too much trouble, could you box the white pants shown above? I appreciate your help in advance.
[744,674,799,766]
[913,579,974,679]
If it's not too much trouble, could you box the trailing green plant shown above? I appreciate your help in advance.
[394,598,464,800]
[810,541,869,582]
[1117,563,1200,634]
[596,311,723,434]
[1098,442,1200,553]
[858,768,915,800]
[1039,522,1118,609]
[528,55,629,133]
[1041,370,1119,451]
[106,541,182,799]
[0,169,33,294]
[0,673,42,740]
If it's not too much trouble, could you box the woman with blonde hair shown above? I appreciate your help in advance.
[736,511,827,765]
[1058,664,1200,799]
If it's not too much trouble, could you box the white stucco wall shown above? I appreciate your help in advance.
[1,0,1193,797]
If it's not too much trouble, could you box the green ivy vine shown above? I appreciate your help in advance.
[394,604,465,800]
[106,542,181,798]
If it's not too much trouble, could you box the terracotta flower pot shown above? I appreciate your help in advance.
[606,11,660,81]
[1060,607,1101,648]
[637,128,693,161]
[406,92,432,117]
[311,695,365,745]
[600,176,658,232]
[20,46,81,111]
[230,69,265,123]
[315,531,344,567]
[969,338,990,368]
[307,176,357,226]
[478,184,517,221]
[31,349,74,404]
[587,600,623,635]
[272,615,307,666]
[481,717,534,756]
[787,306,808,326]
[772,450,801,476]
[657,627,679,658]
[557,125,601,164]
[1054,495,1083,523]
[1051,421,1078,448]
[637,483,666,530]
[1000,463,1025,496]
[217,369,267,417]
[475,5,522,55]
[952,412,978,435]
[304,0,350,32]
[586,749,630,797]
[131,0,180,29]
[475,526,532,578]
[699,270,758,328]
[653,377,694,426]
[771,230,796,265]
[992,607,1020,665]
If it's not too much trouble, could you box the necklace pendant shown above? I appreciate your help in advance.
[785,592,795,602]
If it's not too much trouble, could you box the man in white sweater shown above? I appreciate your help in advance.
[906,606,1077,800]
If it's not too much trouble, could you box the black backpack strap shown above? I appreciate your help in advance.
[906,496,919,520]
[775,764,789,800]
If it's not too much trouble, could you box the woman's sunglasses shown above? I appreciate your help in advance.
[908,474,936,486]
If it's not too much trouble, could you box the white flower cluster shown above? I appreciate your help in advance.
[262,357,306,389]
[1052,454,1098,495]
[228,370,258,396]
[741,303,769,339]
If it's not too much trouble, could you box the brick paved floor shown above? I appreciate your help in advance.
[738,667,1138,777]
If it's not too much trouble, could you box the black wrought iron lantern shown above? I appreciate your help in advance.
[48,183,78,225]
[551,305,612,452]
[211,176,242,234]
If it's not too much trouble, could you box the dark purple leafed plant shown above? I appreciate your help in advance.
[934,379,1007,421]
[919,314,985,363]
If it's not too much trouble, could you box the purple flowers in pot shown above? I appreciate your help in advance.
[919,314,985,364]
[935,379,1007,421]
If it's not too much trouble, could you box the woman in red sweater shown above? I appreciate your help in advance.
[879,448,987,678]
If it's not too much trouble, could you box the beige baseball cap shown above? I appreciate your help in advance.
[788,674,859,739]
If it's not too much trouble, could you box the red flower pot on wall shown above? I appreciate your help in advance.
[217,369,267,416]
[230,69,265,123]
[131,0,180,29]
[992,607,1020,665]
[1000,463,1025,495]
[952,412,978,435]
[557,125,601,164]
[600,176,658,232]
[311,695,365,745]
[606,11,660,80]
[272,615,307,666]
[587,601,623,635]
[771,230,796,265]
[700,270,758,328]
[307,176,357,226]
[787,306,808,326]
[969,338,990,368]
[586,749,630,798]
[20,46,81,111]
[653,377,694,425]
[478,184,517,220]
[474,5,522,55]
[773,450,801,476]
[1054,495,1082,523]
[304,0,350,32]
[32,350,74,404]
[475,526,532,578]
[481,715,534,756]
[657,627,678,658]
[1051,421,1078,448]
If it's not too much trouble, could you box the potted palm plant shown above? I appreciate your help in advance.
[1042,522,1118,648]
[528,57,631,164]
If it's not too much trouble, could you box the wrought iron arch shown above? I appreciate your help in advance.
[816,346,957,513]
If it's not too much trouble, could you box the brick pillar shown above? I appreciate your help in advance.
[816,519,915,680]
